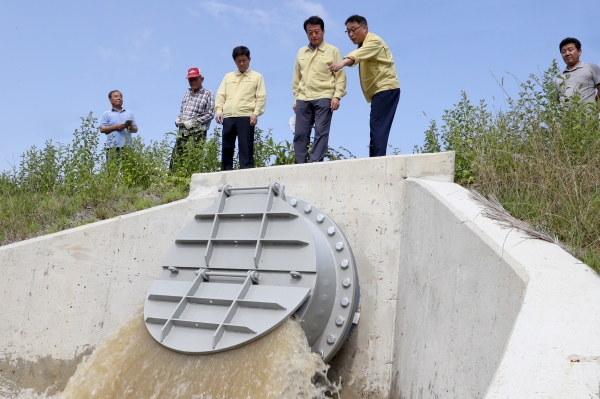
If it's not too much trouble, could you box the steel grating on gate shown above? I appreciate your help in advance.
[145,183,314,353]
[145,269,310,353]
[144,182,360,360]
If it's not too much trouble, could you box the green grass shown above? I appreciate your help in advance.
[0,113,354,246]
[416,61,600,274]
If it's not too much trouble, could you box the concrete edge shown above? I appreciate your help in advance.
[1,153,455,252]
[188,152,456,199]
[406,177,531,283]
[0,198,191,250]
[409,177,600,398]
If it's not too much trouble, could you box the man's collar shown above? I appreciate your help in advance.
[563,61,584,73]
[235,68,252,76]
[357,32,372,48]
[308,40,326,52]
[188,87,205,94]
[111,108,125,112]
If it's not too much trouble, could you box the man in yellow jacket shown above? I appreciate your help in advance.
[215,46,266,170]
[328,15,400,157]
[292,16,346,163]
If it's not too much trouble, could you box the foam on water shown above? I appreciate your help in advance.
[44,308,340,399]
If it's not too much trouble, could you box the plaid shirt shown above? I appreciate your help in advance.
[178,87,215,133]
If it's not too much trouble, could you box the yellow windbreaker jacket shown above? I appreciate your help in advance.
[215,69,266,117]
[345,32,400,103]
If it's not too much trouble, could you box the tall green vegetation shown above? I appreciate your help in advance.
[0,114,182,245]
[0,114,353,246]
[415,61,600,273]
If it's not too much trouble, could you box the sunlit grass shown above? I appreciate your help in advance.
[0,114,353,247]
[416,61,600,274]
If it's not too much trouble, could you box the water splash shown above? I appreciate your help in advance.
[52,308,340,399]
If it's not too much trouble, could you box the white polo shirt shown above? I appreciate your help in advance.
[555,61,600,103]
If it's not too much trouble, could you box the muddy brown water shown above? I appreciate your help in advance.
[14,308,340,399]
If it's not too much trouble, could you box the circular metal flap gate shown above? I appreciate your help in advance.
[144,182,360,362]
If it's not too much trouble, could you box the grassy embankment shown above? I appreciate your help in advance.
[4,62,597,275]
[416,62,600,273]
[0,114,352,246]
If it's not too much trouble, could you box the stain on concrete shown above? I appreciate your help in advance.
[327,329,388,399]
[0,347,93,398]
[389,369,400,398]
[568,354,600,363]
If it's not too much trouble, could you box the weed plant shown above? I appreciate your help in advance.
[0,113,353,246]
[416,61,600,273]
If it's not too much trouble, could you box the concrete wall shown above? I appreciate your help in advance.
[0,153,453,399]
[392,179,526,398]
[1,152,599,398]
[394,178,600,398]
[0,200,203,397]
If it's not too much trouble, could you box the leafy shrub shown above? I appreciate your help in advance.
[0,113,354,245]
[415,61,600,273]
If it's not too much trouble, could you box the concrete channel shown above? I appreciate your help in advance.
[1,152,599,398]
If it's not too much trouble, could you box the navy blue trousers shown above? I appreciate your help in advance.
[222,117,254,170]
[369,88,400,157]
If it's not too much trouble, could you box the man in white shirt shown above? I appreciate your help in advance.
[555,37,600,103]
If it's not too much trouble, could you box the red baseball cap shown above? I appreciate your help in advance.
[186,67,202,79]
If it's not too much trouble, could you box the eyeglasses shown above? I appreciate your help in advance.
[345,25,364,35]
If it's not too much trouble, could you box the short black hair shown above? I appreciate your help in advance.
[232,46,250,59]
[304,16,324,32]
[345,15,367,26]
[108,90,121,99]
[559,37,581,51]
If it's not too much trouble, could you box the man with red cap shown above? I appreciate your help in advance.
[170,67,215,169]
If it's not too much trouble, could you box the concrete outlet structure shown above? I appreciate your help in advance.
[1,153,599,398]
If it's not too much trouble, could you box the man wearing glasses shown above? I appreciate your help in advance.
[328,15,400,157]
[215,46,267,170]
[292,16,346,163]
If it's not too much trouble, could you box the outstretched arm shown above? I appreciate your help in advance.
[328,58,355,72]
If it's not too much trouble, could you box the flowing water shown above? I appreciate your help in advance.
[24,307,340,398]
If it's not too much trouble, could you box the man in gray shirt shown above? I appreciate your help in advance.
[555,37,600,103]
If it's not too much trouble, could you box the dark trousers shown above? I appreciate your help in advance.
[222,117,254,170]
[169,129,207,169]
[369,88,400,157]
[293,98,333,163]
[105,147,121,163]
